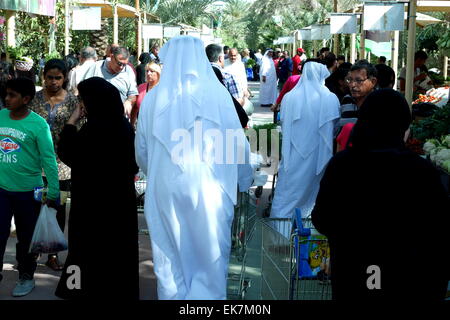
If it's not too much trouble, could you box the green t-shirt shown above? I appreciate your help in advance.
[0,108,59,200]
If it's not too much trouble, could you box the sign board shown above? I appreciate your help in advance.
[278,36,294,44]
[330,13,358,34]
[298,28,311,41]
[0,0,56,16]
[311,24,331,40]
[363,1,405,31]
[143,24,164,39]
[163,26,181,38]
[72,7,101,31]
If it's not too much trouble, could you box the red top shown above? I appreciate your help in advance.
[273,58,281,77]
[292,55,302,76]
[137,82,150,111]
[276,75,301,105]
[336,123,355,151]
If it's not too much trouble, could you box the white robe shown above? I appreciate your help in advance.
[224,59,247,98]
[259,51,278,105]
[271,62,340,219]
[135,36,253,300]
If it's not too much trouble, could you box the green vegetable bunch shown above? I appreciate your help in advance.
[245,58,256,69]
[412,102,450,141]
[6,46,26,60]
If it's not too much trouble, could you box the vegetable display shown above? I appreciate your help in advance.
[423,135,450,174]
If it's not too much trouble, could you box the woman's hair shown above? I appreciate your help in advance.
[139,52,151,64]
[64,55,79,72]
[44,59,68,78]
[145,62,162,75]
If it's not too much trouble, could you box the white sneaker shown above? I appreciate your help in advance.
[12,274,35,297]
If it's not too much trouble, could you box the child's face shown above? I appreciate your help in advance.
[5,88,30,111]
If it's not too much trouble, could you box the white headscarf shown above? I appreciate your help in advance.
[260,50,275,77]
[281,61,340,174]
[141,35,244,203]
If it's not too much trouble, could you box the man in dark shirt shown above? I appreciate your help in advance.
[278,50,293,91]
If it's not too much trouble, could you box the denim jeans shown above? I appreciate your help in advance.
[0,187,41,278]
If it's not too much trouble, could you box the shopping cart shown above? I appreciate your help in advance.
[228,155,267,299]
[135,170,146,214]
[260,208,332,300]
[228,189,258,299]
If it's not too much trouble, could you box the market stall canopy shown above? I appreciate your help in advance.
[77,0,159,20]
[417,0,450,12]
[0,0,56,16]
[413,12,444,27]
[178,23,202,33]
[328,9,444,28]
[343,1,450,14]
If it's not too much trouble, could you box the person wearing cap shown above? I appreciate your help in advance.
[293,48,306,76]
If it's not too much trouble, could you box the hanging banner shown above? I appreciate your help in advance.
[330,13,358,34]
[200,34,214,45]
[186,31,201,38]
[0,0,56,16]
[363,1,405,31]
[143,24,164,39]
[72,7,101,31]
[298,27,311,41]
[365,30,391,43]
[311,24,331,40]
[163,26,181,38]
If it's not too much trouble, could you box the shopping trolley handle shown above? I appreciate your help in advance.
[294,227,311,237]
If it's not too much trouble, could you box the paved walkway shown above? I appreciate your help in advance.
[0,205,157,300]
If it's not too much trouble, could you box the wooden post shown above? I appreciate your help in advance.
[143,13,149,52]
[405,0,417,108]
[350,9,356,63]
[359,8,365,61]
[444,56,448,81]
[113,4,119,45]
[391,30,400,89]
[333,0,339,55]
[6,10,16,51]
[135,0,142,57]
[64,0,70,56]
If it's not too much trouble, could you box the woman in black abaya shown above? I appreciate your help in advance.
[311,89,449,301]
[55,77,139,300]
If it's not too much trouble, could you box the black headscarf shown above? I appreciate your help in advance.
[350,89,411,151]
[139,52,151,65]
[78,77,125,122]
[76,77,137,176]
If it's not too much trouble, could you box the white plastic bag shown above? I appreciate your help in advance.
[29,205,68,254]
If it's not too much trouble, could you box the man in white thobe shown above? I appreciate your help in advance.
[271,61,340,219]
[259,50,278,107]
[135,36,253,300]
[224,48,249,100]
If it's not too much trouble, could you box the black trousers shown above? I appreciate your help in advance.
[0,188,41,278]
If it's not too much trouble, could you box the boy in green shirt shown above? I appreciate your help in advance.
[0,78,60,297]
